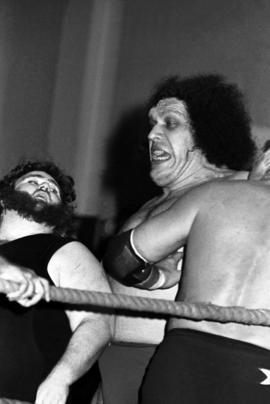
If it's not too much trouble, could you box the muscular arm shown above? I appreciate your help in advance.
[103,192,199,290]
[133,198,196,261]
[113,196,184,289]
[36,241,113,404]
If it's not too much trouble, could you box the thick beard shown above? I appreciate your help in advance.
[0,188,73,234]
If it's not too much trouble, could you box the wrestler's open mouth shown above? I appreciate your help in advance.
[150,146,171,162]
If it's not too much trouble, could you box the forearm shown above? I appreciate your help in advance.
[47,317,112,385]
[36,316,112,403]
[36,242,114,403]
[103,229,183,290]
[103,229,156,287]
[103,230,170,289]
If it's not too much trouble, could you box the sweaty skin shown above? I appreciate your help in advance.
[132,180,270,350]
[109,98,249,344]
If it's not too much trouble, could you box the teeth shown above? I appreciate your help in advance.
[152,155,169,160]
[151,149,170,160]
[153,150,164,156]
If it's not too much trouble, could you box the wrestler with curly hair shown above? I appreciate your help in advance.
[0,160,112,404]
[148,74,254,170]
[100,73,257,404]
[0,160,76,235]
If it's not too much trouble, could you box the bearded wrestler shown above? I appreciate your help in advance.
[99,74,257,403]
[0,160,112,404]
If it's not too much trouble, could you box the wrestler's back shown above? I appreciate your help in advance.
[110,172,249,343]
[171,180,270,349]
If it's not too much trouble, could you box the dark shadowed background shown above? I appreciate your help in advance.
[0,0,269,251]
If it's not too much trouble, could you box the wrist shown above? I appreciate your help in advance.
[47,364,74,386]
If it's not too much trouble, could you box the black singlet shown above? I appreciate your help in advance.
[0,233,100,402]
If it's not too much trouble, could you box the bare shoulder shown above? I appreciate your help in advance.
[50,240,100,268]
[169,180,234,212]
[176,179,267,216]
[227,170,249,180]
[47,240,111,292]
[187,178,246,195]
[173,181,216,204]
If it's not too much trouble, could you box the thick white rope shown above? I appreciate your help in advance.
[1,278,270,326]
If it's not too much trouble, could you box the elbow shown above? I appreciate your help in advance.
[103,230,148,286]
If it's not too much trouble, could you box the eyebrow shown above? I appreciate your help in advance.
[150,106,187,116]
[21,174,59,188]
[149,110,187,123]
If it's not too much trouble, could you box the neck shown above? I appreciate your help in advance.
[162,151,239,196]
[0,209,53,241]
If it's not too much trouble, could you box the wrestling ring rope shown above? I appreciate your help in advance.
[1,278,270,325]
[2,277,270,404]
[0,400,31,404]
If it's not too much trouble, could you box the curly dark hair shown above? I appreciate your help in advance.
[0,160,76,206]
[148,74,256,170]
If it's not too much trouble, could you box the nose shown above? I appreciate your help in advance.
[148,124,163,141]
[39,182,50,192]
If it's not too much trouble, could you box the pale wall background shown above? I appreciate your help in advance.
[0,0,269,228]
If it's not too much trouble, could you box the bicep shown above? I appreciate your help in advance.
[48,242,112,330]
[133,197,198,262]
[49,241,110,290]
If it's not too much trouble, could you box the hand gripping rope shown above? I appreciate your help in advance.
[1,278,270,326]
[1,278,270,403]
